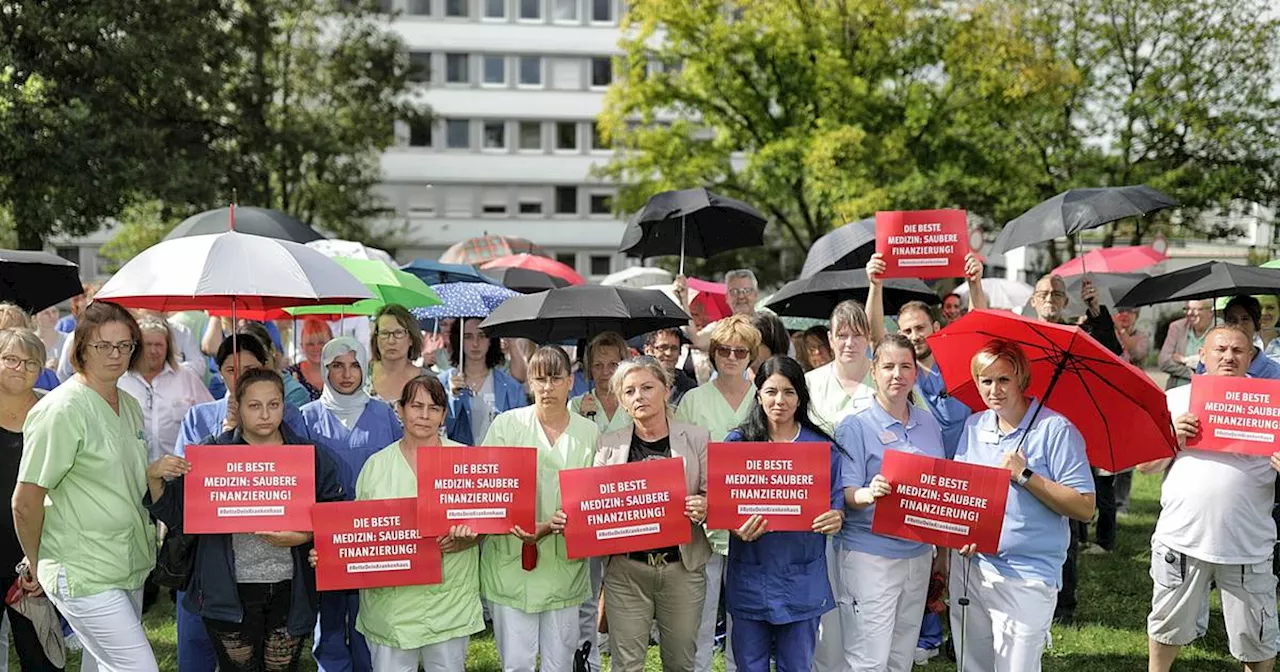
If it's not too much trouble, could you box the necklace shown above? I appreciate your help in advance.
[0,393,36,422]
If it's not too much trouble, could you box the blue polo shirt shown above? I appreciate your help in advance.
[915,364,972,458]
[955,398,1093,588]
[834,398,947,559]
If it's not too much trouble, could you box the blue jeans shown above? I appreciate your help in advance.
[730,615,821,672]
[177,590,216,672]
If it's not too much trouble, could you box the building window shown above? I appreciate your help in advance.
[519,0,541,20]
[556,252,577,268]
[589,193,611,214]
[445,53,469,83]
[518,121,542,150]
[550,58,581,89]
[555,122,578,151]
[483,0,505,18]
[591,122,611,150]
[482,203,507,215]
[406,0,432,15]
[445,0,469,17]
[482,55,506,85]
[590,57,612,87]
[446,119,470,148]
[482,121,506,149]
[590,255,611,276]
[518,56,542,86]
[591,0,612,22]
[553,0,578,21]
[409,118,433,147]
[519,201,543,214]
[555,186,578,214]
[408,52,432,83]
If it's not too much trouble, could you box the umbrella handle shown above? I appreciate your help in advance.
[1014,353,1069,454]
[679,215,686,276]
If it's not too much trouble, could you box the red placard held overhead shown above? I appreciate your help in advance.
[418,446,538,535]
[875,209,969,279]
[1188,375,1280,456]
[312,498,442,591]
[705,442,831,532]
[184,445,315,534]
[871,450,1008,554]
[559,458,690,560]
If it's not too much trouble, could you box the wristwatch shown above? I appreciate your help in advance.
[1016,468,1034,486]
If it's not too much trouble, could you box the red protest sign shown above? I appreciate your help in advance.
[1188,375,1280,456]
[705,442,831,532]
[417,446,537,535]
[312,498,442,591]
[559,458,690,560]
[871,450,1008,554]
[184,444,315,534]
[875,209,969,279]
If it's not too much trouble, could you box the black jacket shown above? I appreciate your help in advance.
[145,425,348,635]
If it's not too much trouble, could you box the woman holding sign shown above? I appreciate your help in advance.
[722,356,845,672]
[311,374,483,672]
[480,345,599,672]
[834,334,947,672]
[594,357,711,672]
[951,340,1094,672]
[144,367,347,672]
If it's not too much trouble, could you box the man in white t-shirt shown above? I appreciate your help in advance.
[1141,324,1280,671]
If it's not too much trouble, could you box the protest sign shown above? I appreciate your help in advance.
[418,446,537,535]
[1188,374,1280,456]
[705,442,830,532]
[871,450,1008,553]
[184,444,315,534]
[875,210,969,279]
[312,498,442,591]
[559,458,690,559]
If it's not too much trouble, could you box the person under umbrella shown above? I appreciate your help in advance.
[1259,294,1280,361]
[119,317,215,465]
[642,329,697,405]
[674,270,761,354]
[301,337,404,672]
[950,340,1095,672]
[237,322,311,409]
[441,319,528,445]
[1113,307,1149,367]
[1219,296,1280,379]
[1159,300,1214,391]
[369,305,429,403]
[570,331,632,434]
[941,294,964,323]
[32,308,65,374]
[805,300,876,436]
[287,318,333,402]
[803,326,834,371]
[0,305,59,393]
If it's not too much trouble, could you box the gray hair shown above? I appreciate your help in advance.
[724,269,758,290]
[829,299,871,338]
[610,356,672,401]
[135,316,177,370]
[0,303,31,331]
[0,328,46,370]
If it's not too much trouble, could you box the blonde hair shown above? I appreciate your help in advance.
[586,331,628,373]
[0,303,32,330]
[135,316,178,370]
[829,299,870,339]
[0,328,46,369]
[708,314,762,371]
[970,339,1031,391]
[610,357,672,399]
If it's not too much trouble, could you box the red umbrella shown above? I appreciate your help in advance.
[687,278,730,321]
[1052,245,1167,276]
[927,309,1175,472]
[482,254,586,286]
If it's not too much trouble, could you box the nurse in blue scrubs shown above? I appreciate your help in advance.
[302,336,403,672]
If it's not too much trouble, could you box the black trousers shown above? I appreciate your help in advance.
[0,574,63,672]
[1083,470,1117,551]
[203,580,304,672]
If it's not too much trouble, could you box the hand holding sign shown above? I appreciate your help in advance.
[874,210,970,279]
[811,509,844,535]
[866,253,886,287]
[734,514,768,542]
[1188,375,1280,455]
[1174,412,1200,445]
[438,525,478,554]
[147,455,191,482]
[685,495,707,524]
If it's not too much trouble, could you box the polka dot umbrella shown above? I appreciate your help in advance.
[411,282,519,321]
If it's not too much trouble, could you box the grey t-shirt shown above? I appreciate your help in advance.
[232,533,294,583]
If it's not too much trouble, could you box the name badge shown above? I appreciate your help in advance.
[877,430,897,445]
[978,430,1001,444]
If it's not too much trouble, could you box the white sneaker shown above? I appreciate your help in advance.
[914,647,939,665]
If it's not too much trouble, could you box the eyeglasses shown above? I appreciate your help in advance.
[1032,291,1067,301]
[529,374,568,388]
[727,288,756,298]
[378,328,410,342]
[88,341,137,356]
[0,355,40,373]
[715,345,750,360]
[649,344,680,354]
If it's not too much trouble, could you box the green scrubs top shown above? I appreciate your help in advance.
[569,392,632,434]
[805,363,876,436]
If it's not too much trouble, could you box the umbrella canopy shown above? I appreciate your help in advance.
[618,188,767,260]
[165,206,324,243]
[991,185,1178,255]
[440,234,546,265]
[285,258,441,317]
[0,250,82,313]
[600,266,674,289]
[1061,272,1150,313]
[763,270,940,319]
[482,254,586,286]
[800,217,876,279]
[1116,261,1280,307]
[478,285,690,341]
[953,278,1034,311]
[687,278,731,322]
[483,266,571,293]
[401,259,494,286]
[928,309,1176,472]
[412,282,518,321]
[1052,245,1167,276]
[95,231,374,312]
[305,239,397,265]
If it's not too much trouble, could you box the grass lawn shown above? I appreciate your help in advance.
[44,472,1245,670]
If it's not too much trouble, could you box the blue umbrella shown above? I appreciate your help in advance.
[412,282,518,322]
[400,259,495,286]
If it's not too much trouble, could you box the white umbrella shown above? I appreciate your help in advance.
[601,266,674,289]
[954,278,1035,311]
[305,239,397,267]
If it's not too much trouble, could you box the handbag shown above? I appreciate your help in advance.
[153,530,198,591]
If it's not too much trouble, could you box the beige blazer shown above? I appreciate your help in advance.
[594,419,712,572]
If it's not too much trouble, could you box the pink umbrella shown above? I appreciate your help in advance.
[481,254,586,286]
[687,278,731,321]
[1052,245,1167,276]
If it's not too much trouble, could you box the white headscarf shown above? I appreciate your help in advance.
[319,336,371,430]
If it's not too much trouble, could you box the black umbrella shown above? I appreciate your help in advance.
[800,218,876,279]
[482,267,570,294]
[1062,272,1150,312]
[764,270,940,319]
[165,206,324,243]
[1116,261,1280,308]
[618,188,767,274]
[991,185,1177,256]
[478,285,690,342]
[0,250,82,313]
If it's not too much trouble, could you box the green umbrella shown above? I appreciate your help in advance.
[286,258,441,317]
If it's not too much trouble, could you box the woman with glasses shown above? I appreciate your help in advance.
[804,327,834,371]
[370,305,429,404]
[301,336,403,672]
[480,346,598,672]
[286,318,332,402]
[570,331,632,434]
[442,318,528,445]
[675,314,762,672]
[13,302,159,670]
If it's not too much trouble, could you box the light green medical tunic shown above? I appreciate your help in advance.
[20,378,156,597]
[569,392,632,434]
[479,406,597,613]
[675,382,757,556]
[805,363,876,436]
[355,439,484,649]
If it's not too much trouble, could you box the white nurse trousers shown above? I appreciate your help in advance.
[491,603,579,672]
[948,555,1055,672]
[369,636,469,672]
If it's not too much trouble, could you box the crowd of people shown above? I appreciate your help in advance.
[0,253,1278,672]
